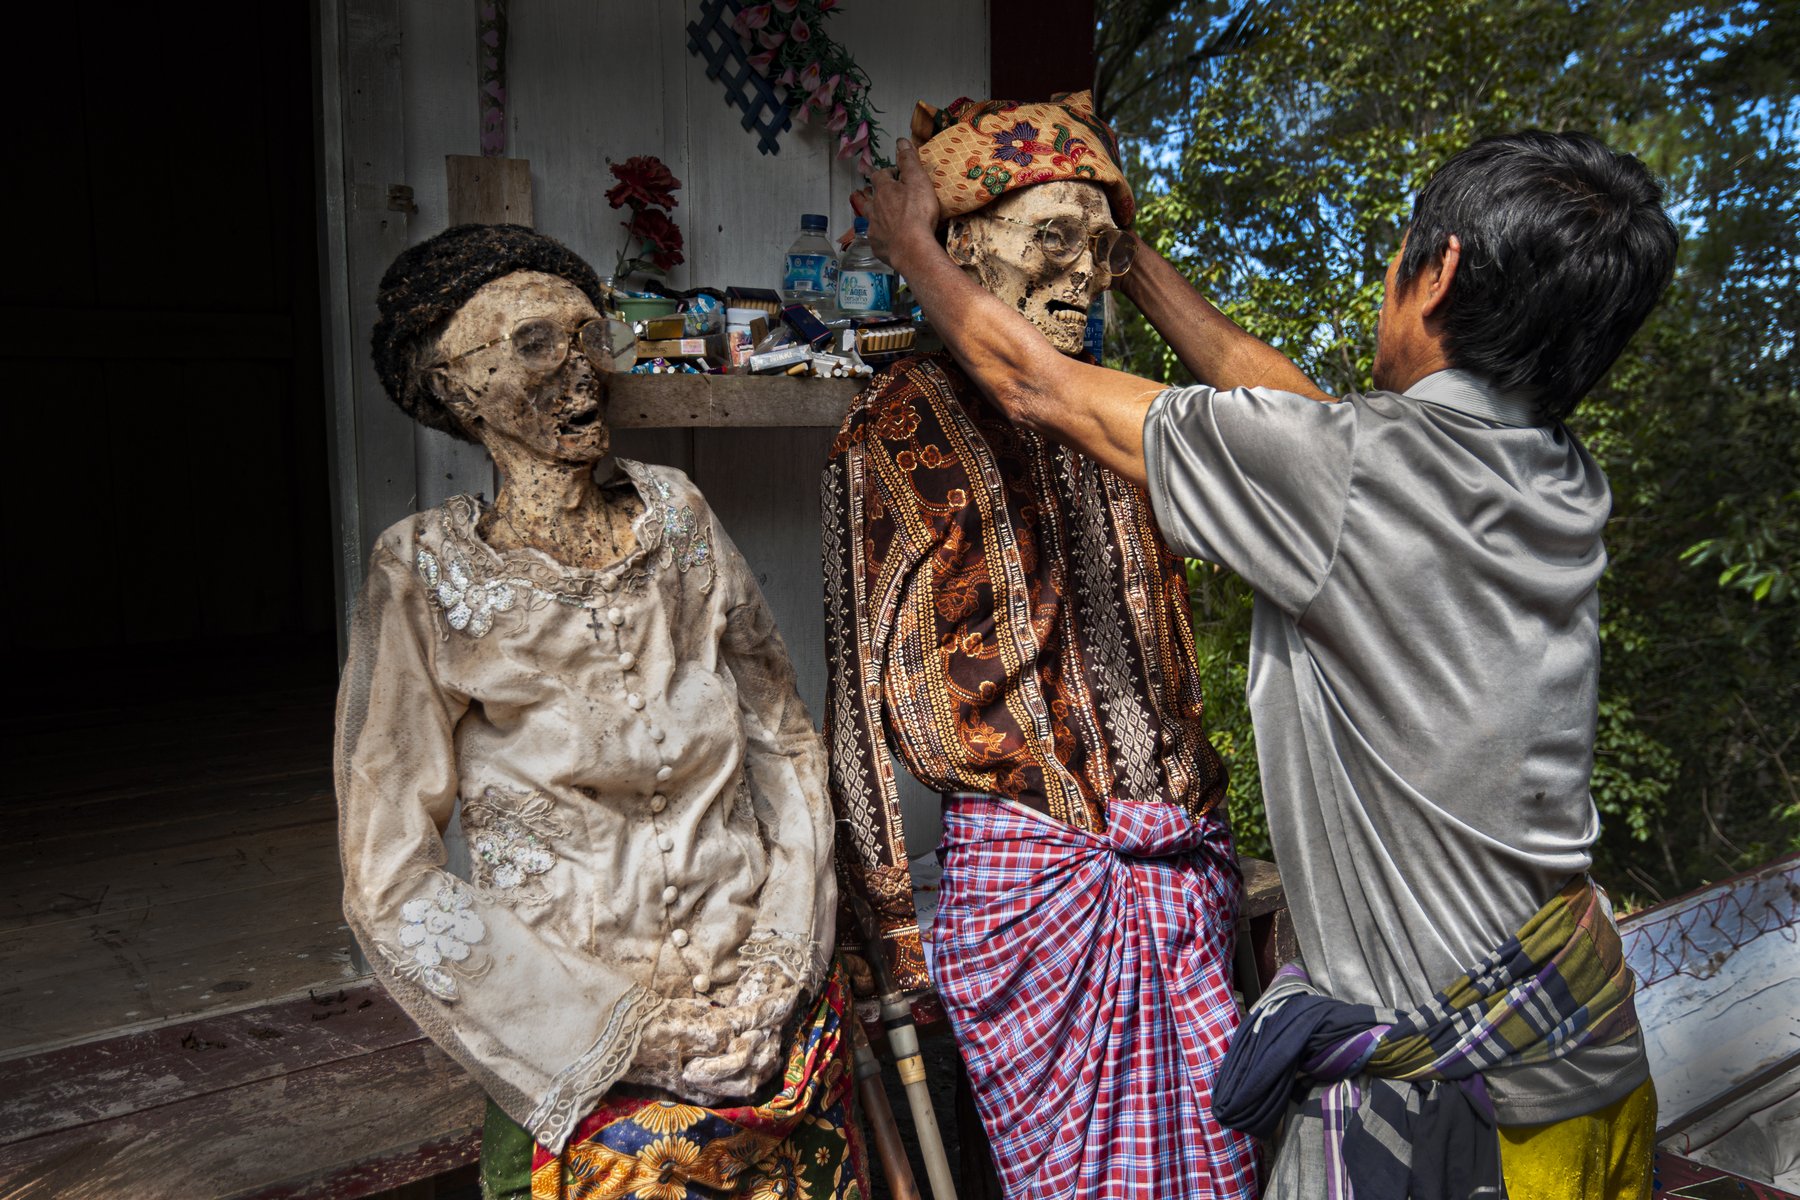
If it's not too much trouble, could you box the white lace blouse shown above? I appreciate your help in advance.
[334,458,835,1152]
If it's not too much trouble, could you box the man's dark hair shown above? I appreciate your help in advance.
[371,223,607,442]
[1399,131,1679,423]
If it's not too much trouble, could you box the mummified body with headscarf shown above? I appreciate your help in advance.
[822,92,1257,1198]
[339,224,863,1199]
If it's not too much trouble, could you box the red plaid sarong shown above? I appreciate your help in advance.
[932,795,1258,1199]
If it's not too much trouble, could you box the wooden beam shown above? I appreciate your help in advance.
[989,0,1096,100]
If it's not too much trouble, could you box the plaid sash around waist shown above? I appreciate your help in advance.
[1213,876,1641,1200]
[932,794,1258,1200]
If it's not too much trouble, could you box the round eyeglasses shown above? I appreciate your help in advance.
[434,316,638,374]
[985,214,1136,277]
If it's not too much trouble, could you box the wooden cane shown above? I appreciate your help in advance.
[848,895,960,1200]
[851,1016,924,1200]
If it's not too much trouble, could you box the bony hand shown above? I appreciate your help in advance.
[617,967,799,1104]
[864,138,940,269]
[727,960,801,1036]
[682,1027,783,1100]
[618,996,736,1102]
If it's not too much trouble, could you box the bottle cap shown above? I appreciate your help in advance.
[853,216,869,235]
[801,213,828,231]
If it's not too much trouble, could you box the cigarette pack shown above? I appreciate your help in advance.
[749,344,813,374]
[636,335,725,360]
[780,304,834,349]
[855,322,916,354]
[726,287,784,319]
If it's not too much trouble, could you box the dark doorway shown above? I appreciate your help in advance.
[1,3,342,1058]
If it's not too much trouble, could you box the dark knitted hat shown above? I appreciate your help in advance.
[370,223,608,441]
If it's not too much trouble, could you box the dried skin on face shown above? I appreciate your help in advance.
[429,270,642,570]
[433,271,613,466]
[952,180,1115,356]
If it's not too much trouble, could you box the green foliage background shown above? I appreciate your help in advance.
[1094,0,1799,902]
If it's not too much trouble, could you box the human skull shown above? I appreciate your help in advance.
[947,179,1117,356]
[426,270,614,466]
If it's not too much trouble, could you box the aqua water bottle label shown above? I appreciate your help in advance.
[1083,303,1106,359]
[785,253,838,294]
[838,270,892,314]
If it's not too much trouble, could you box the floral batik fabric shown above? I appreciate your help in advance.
[527,965,867,1200]
[909,89,1136,228]
[820,352,1231,992]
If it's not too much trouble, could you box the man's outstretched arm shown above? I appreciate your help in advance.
[865,139,1330,486]
[1117,239,1330,403]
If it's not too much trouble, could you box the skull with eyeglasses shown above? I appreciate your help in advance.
[945,179,1135,356]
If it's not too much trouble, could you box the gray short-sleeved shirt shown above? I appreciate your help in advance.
[1142,369,1647,1123]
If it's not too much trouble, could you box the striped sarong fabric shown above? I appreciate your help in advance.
[1213,877,1642,1200]
[931,794,1258,1200]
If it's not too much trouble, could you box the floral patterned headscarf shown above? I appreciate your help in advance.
[911,89,1135,229]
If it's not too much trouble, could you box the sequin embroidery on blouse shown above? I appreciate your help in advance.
[463,786,570,905]
[417,546,518,638]
[650,476,715,582]
[378,875,491,1002]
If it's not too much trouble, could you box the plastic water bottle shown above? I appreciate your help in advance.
[782,213,840,311]
[836,217,896,318]
[1083,301,1106,360]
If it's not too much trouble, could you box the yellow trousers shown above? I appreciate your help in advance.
[1498,1077,1657,1199]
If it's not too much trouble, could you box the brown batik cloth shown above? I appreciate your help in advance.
[821,352,1230,991]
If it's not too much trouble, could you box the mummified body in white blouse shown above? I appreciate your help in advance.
[337,465,834,1152]
[342,244,835,1158]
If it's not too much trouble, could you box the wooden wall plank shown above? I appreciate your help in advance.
[505,4,680,284]
[826,2,993,228]
[320,0,417,632]
[398,0,479,234]
[395,0,494,514]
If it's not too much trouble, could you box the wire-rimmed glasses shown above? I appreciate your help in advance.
[985,214,1136,277]
[434,316,638,374]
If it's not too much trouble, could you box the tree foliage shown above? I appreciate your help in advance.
[1096,0,1799,901]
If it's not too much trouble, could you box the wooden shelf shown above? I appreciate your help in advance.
[608,373,862,429]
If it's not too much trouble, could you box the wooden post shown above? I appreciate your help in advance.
[445,153,534,226]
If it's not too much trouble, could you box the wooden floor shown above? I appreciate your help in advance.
[0,646,492,1198]
[1,666,355,1057]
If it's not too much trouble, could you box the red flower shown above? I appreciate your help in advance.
[748,49,775,73]
[627,207,685,270]
[772,0,798,11]
[605,155,680,211]
[791,16,811,42]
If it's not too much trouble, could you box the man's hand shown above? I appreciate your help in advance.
[863,139,941,272]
